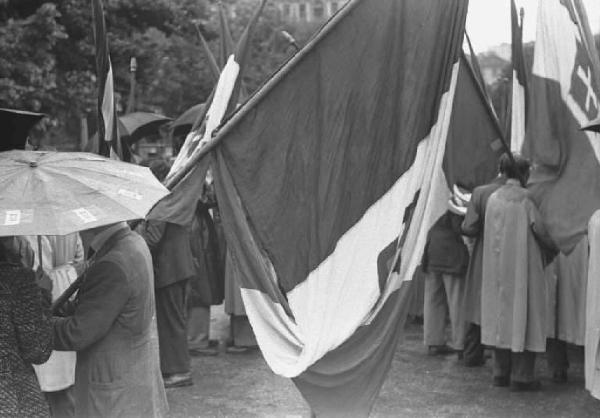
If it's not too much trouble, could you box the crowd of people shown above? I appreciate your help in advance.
[0,158,256,417]
[0,151,594,416]
[421,153,580,391]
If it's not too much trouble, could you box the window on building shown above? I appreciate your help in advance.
[313,2,324,19]
[331,1,339,12]
[299,3,307,20]
[283,3,290,18]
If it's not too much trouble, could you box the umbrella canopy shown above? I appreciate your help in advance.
[582,116,600,133]
[171,103,206,137]
[0,108,45,151]
[0,150,169,236]
[119,112,172,143]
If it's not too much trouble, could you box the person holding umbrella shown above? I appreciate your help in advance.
[0,150,170,417]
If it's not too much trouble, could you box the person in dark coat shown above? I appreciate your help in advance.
[142,220,196,386]
[461,156,506,366]
[53,222,168,417]
[187,182,224,356]
[0,237,53,418]
[141,158,196,387]
[421,205,469,356]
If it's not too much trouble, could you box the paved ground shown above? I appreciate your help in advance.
[166,309,600,417]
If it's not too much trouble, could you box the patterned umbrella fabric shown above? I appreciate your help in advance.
[0,150,169,236]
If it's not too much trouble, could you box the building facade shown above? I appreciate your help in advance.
[276,0,347,23]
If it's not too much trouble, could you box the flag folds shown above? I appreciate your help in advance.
[209,0,468,415]
[91,0,126,161]
[510,0,528,152]
[525,0,600,253]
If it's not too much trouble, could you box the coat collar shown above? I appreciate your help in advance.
[90,223,131,261]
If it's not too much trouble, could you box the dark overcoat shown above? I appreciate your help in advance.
[53,226,167,418]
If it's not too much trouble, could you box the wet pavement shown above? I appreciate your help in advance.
[166,309,599,417]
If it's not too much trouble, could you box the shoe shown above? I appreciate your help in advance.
[163,372,193,388]
[493,376,510,387]
[552,371,568,383]
[464,358,486,367]
[510,380,542,392]
[189,347,219,357]
[428,345,455,356]
[226,345,258,354]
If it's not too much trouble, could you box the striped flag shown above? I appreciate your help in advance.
[525,0,600,253]
[510,0,528,153]
[91,0,126,161]
[208,0,468,414]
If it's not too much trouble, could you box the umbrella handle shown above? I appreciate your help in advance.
[51,275,83,315]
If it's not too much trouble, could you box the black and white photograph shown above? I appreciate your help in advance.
[1,0,600,416]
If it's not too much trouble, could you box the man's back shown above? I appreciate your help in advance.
[53,226,167,418]
[481,180,547,353]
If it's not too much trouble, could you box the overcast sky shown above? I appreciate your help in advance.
[466,0,600,52]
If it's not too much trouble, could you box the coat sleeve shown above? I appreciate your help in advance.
[461,191,482,237]
[140,221,166,250]
[52,260,130,351]
[13,268,53,365]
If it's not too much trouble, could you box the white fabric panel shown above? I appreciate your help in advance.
[533,1,600,162]
[169,55,240,177]
[586,210,600,399]
[510,71,526,153]
[241,62,459,377]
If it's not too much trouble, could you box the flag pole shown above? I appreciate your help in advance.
[164,0,363,190]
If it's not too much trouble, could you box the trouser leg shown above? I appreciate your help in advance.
[423,272,448,346]
[463,323,485,366]
[44,387,75,418]
[156,280,191,375]
[511,351,536,383]
[443,274,465,350]
[493,348,511,379]
[187,305,211,349]
[546,338,569,375]
[231,315,257,347]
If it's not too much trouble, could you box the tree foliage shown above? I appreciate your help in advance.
[0,0,308,149]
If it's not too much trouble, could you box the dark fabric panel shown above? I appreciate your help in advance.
[443,55,504,191]
[148,158,210,226]
[218,0,468,292]
[294,281,413,417]
[528,77,600,253]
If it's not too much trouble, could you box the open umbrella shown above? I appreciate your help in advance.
[119,112,172,143]
[0,150,169,236]
[582,116,600,133]
[170,103,206,137]
[0,108,45,151]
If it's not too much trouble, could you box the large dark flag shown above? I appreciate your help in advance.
[510,0,528,152]
[524,0,600,254]
[91,0,126,160]
[207,0,468,415]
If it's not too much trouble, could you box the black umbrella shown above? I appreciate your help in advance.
[582,116,600,133]
[0,108,45,151]
[119,112,172,144]
[171,103,206,137]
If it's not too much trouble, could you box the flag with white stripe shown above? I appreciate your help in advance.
[510,0,528,152]
[525,0,600,253]
[91,0,126,161]
[209,0,469,414]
